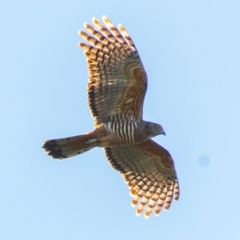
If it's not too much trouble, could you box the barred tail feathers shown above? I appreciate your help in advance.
[43,133,98,159]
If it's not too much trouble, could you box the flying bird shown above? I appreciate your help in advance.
[43,16,179,218]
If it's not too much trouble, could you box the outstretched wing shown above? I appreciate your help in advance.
[104,139,179,218]
[79,16,147,126]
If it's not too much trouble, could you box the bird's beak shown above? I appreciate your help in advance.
[162,130,166,136]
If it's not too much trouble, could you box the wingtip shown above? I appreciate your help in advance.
[92,17,99,25]
[131,199,138,207]
[135,209,142,216]
[78,42,86,49]
[144,213,150,219]
[118,24,125,32]
[102,15,111,24]
[78,30,86,37]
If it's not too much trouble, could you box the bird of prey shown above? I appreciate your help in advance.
[43,16,179,218]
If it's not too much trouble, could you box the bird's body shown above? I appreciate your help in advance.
[44,119,165,157]
[43,16,179,218]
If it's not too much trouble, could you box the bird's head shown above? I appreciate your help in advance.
[148,122,166,137]
[138,121,166,141]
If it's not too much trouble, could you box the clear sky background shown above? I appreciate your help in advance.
[1,1,240,239]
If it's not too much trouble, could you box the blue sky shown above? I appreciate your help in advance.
[1,0,240,239]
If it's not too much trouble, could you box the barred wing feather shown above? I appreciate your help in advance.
[104,139,179,218]
[79,16,147,126]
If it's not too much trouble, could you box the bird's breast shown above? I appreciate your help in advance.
[103,120,138,146]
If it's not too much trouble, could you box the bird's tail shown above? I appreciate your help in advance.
[42,132,98,160]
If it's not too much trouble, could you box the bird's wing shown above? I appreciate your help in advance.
[104,139,179,218]
[79,16,147,126]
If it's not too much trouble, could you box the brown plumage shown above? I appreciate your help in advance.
[42,16,179,218]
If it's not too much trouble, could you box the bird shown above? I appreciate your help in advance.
[42,16,179,218]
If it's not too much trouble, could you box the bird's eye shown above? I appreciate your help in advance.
[155,124,160,129]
